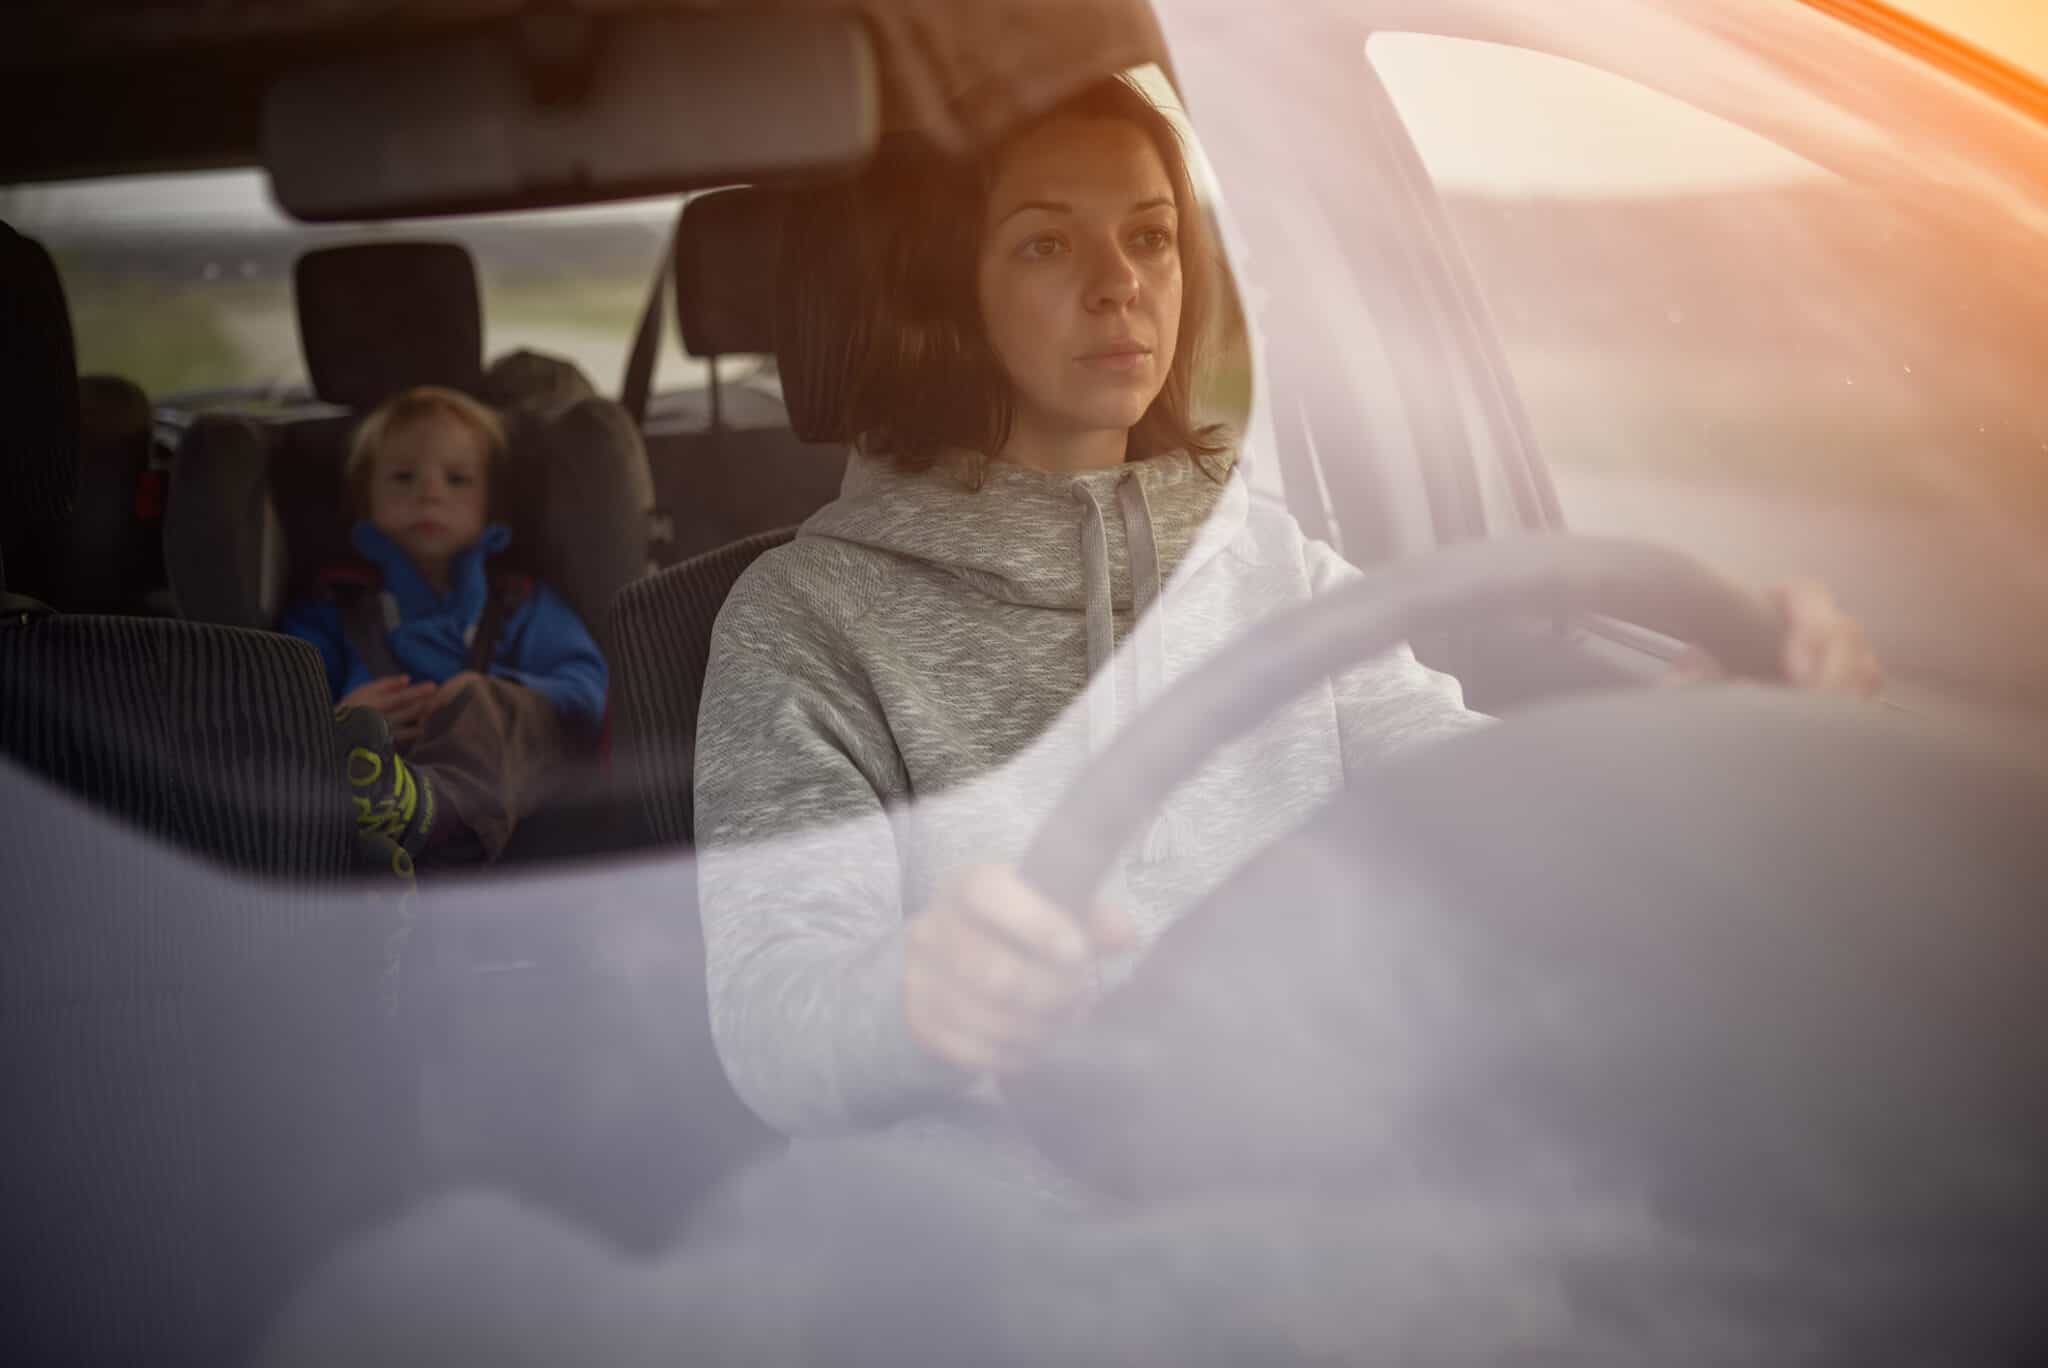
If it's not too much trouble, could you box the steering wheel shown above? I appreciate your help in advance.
[1013,532,1784,914]
[999,533,1789,1185]
[998,536,2048,1325]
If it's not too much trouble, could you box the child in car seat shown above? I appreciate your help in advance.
[279,385,608,864]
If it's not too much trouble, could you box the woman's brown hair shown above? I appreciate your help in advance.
[854,74,1235,486]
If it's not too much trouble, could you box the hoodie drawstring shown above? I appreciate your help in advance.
[1074,485,1119,755]
[1119,476,1166,701]
[1073,473,1190,865]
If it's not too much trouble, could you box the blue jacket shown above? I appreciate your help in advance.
[278,521,609,732]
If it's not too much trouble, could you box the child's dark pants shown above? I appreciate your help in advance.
[407,674,579,859]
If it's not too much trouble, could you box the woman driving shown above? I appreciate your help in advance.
[692,74,1879,1171]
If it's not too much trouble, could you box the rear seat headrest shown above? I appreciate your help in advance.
[295,241,484,411]
[0,223,82,599]
[674,188,787,360]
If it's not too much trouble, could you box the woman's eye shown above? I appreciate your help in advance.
[1019,234,1065,260]
[448,472,473,487]
[390,470,414,484]
[1134,226,1175,253]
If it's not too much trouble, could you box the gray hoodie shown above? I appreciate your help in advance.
[694,449,1485,1150]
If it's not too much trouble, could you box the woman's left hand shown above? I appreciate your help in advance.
[1665,579,1883,698]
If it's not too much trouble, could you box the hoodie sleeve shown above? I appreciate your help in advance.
[1301,539,1493,774]
[497,583,609,733]
[276,594,358,703]
[693,557,970,1137]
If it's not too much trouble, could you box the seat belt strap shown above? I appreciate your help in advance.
[333,581,404,681]
[463,574,530,674]
[619,218,679,428]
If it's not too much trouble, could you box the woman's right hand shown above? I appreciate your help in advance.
[337,674,441,746]
[903,864,1134,1073]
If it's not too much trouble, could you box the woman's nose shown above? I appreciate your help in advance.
[1086,242,1142,312]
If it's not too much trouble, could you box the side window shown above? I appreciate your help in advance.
[1367,33,2048,720]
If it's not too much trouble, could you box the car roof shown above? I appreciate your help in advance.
[2,0,1169,188]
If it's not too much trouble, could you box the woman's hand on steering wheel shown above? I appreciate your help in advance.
[1664,579,1883,698]
[903,864,1135,1073]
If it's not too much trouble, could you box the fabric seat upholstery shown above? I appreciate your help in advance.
[1,613,352,878]
[606,526,796,847]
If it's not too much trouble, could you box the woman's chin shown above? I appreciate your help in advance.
[1054,395,1157,435]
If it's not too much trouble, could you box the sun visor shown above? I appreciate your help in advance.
[262,10,879,221]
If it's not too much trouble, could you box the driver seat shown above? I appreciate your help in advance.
[607,168,879,848]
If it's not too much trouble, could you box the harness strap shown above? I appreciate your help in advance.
[465,573,530,673]
[331,580,404,680]
[325,566,530,680]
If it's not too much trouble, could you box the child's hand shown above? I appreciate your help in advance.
[428,671,485,716]
[338,675,441,746]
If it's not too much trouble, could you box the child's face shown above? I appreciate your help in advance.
[366,412,491,570]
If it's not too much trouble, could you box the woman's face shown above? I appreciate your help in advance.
[977,115,1183,450]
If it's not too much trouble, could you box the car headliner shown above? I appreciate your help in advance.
[1,0,1167,188]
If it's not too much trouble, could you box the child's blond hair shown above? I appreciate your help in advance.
[344,385,508,515]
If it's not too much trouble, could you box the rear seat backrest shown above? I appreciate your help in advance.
[163,413,290,628]
[71,374,171,613]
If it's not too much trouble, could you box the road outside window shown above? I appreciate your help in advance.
[1367,32,2048,725]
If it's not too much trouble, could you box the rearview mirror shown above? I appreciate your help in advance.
[263,10,878,221]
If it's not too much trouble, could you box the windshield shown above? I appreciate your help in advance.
[8,2,2048,1360]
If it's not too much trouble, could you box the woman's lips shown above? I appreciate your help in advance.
[412,520,447,536]
[1076,347,1152,372]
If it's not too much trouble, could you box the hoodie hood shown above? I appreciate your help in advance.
[804,450,1248,614]
[801,449,1250,849]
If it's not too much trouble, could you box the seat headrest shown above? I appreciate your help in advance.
[295,242,484,411]
[0,224,81,598]
[673,189,787,360]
